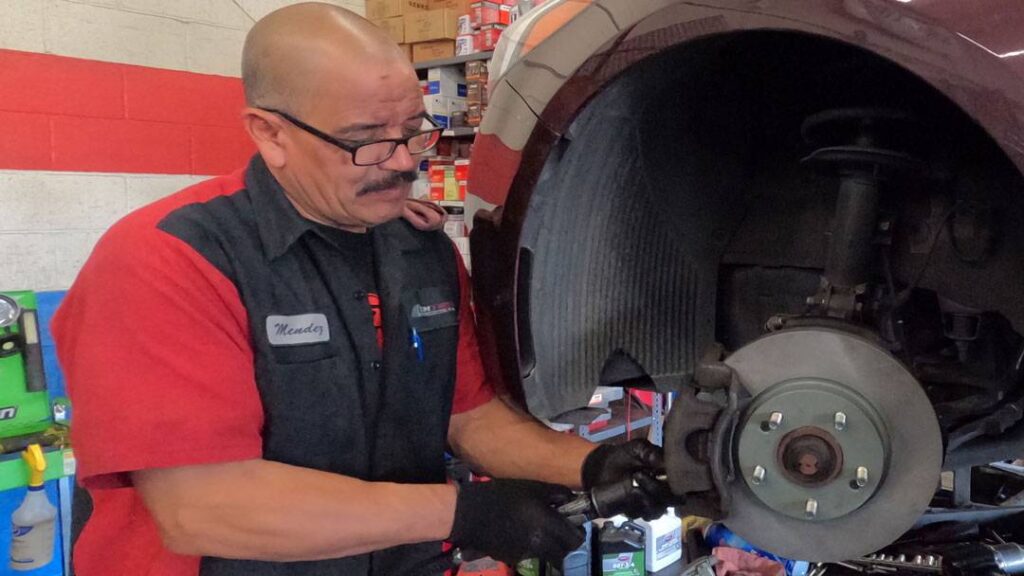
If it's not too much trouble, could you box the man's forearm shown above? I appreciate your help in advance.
[133,459,456,561]
[448,397,597,489]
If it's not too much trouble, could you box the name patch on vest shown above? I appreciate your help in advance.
[266,314,331,346]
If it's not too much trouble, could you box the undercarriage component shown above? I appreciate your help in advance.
[942,542,1024,576]
[856,552,942,573]
[801,108,926,320]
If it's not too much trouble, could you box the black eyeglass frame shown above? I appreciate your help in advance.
[260,107,444,166]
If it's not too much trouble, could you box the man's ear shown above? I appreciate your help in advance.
[242,108,287,168]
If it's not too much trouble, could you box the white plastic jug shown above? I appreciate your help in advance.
[634,507,683,572]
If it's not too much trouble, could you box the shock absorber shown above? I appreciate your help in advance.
[800,108,926,318]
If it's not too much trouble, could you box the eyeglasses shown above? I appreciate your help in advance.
[261,108,443,166]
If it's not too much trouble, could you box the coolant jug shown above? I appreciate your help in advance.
[634,507,682,572]
[9,444,57,571]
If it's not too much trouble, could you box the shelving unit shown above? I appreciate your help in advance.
[413,50,494,71]
[441,127,478,137]
[578,414,654,443]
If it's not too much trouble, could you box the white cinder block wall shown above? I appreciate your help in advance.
[0,0,366,291]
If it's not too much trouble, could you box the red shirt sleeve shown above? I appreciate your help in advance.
[52,217,263,490]
[450,246,495,414]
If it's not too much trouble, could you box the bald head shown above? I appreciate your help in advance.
[242,2,409,112]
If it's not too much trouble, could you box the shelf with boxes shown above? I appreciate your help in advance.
[441,126,479,137]
[412,51,493,70]
[420,58,489,136]
[368,0,519,271]
[414,59,485,272]
[369,0,518,64]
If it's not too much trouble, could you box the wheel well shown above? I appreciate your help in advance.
[515,30,1024,418]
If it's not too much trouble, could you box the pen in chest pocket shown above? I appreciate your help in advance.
[409,327,425,362]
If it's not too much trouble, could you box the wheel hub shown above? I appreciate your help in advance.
[736,378,887,521]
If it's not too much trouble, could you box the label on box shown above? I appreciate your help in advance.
[455,34,475,56]
[457,14,473,35]
[444,178,459,200]
[429,181,445,200]
[426,67,467,96]
[426,80,468,97]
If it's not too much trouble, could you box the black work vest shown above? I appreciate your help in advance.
[158,157,461,575]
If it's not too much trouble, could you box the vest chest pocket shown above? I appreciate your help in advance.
[258,353,367,471]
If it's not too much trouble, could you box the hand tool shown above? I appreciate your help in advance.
[557,473,670,526]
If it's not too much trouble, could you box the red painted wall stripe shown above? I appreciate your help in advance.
[0,49,254,175]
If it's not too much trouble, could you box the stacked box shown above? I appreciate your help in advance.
[465,59,488,81]
[443,203,466,238]
[465,60,489,126]
[366,0,429,20]
[372,16,405,43]
[398,43,413,61]
[426,159,469,201]
[424,94,468,128]
[413,40,456,62]
[469,1,514,27]
[430,0,473,11]
[405,8,460,42]
[475,23,505,51]
[466,81,488,106]
[455,33,475,56]
[426,66,467,98]
[454,158,470,202]
[427,158,448,200]
[467,103,483,127]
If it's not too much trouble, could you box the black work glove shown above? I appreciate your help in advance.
[581,439,675,521]
[449,479,585,567]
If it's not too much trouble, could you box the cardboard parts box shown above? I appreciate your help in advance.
[371,16,405,43]
[413,40,456,62]
[366,0,429,20]
[405,8,460,43]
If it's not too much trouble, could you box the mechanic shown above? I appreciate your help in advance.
[51,3,671,575]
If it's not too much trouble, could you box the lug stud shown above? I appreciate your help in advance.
[805,498,818,518]
[834,411,847,431]
[752,465,766,485]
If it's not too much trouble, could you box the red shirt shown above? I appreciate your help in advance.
[52,167,492,575]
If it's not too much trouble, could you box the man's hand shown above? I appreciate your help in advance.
[581,439,675,521]
[449,479,584,567]
[403,198,447,231]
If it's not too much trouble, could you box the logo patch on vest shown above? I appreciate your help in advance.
[411,301,456,319]
[266,314,331,346]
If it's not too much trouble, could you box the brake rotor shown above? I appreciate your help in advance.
[721,327,942,562]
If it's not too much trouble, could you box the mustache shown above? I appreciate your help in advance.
[357,171,418,196]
